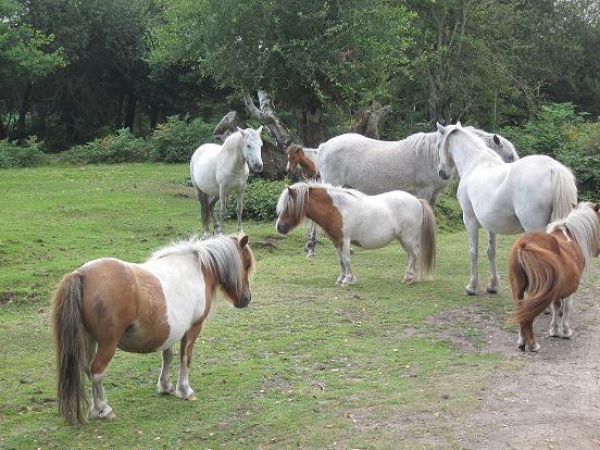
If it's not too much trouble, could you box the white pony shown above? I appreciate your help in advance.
[436,123,577,295]
[318,127,518,206]
[275,182,436,286]
[190,126,263,237]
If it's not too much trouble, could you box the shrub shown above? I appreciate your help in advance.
[150,115,216,163]
[59,128,150,164]
[223,178,289,221]
[0,138,49,168]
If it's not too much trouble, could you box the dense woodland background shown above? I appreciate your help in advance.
[1,0,599,194]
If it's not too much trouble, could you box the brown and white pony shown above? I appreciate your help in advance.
[286,144,320,180]
[52,234,255,423]
[276,182,436,286]
[508,202,600,352]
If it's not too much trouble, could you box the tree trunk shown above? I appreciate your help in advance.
[243,90,295,149]
[15,82,33,141]
[124,91,137,131]
[293,103,326,148]
[212,110,247,142]
[351,101,392,139]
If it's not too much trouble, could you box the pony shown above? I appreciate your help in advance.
[190,126,263,238]
[51,234,255,424]
[286,144,320,180]
[275,182,436,286]
[317,127,518,206]
[305,127,517,257]
[436,123,577,295]
[507,202,600,352]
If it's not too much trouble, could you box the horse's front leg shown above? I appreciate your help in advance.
[305,221,318,258]
[235,190,245,234]
[175,322,204,401]
[340,238,356,286]
[156,348,174,395]
[215,187,227,235]
[463,213,480,295]
[486,231,499,294]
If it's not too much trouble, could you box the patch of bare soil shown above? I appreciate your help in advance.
[429,273,600,449]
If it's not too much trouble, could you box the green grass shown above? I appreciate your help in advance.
[1,164,520,449]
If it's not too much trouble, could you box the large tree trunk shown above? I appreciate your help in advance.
[124,91,137,131]
[212,111,247,142]
[351,101,392,139]
[293,103,326,148]
[15,82,33,141]
[243,90,294,149]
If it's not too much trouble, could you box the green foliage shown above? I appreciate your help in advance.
[150,115,215,163]
[58,128,150,164]
[557,122,600,199]
[224,178,289,221]
[0,138,48,168]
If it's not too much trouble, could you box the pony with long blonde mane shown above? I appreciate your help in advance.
[508,202,600,352]
[52,235,255,423]
[275,182,436,286]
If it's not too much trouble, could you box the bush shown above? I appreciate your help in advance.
[556,122,600,199]
[150,115,216,163]
[59,128,150,164]
[0,138,49,168]
[222,178,289,221]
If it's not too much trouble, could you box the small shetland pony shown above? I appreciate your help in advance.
[508,203,600,352]
[276,182,436,286]
[286,144,320,179]
[52,235,255,423]
[190,126,263,238]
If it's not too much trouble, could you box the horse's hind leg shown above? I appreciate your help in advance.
[88,341,118,420]
[235,190,245,234]
[464,213,480,295]
[340,238,356,286]
[486,231,499,294]
[305,221,318,257]
[208,196,222,235]
[519,321,540,352]
[561,295,574,338]
[398,238,417,286]
[156,348,174,395]
[549,300,562,337]
[196,189,211,239]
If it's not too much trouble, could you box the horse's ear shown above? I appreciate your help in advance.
[287,187,296,199]
[256,125,263,135]
[236,126,246,136]
[455,120,462,127]
[436,122,446,133]
[239,234,249,248]
[594,203,600,212]
[493,135,501,145]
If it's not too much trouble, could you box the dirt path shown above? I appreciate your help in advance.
[450,272,600,449]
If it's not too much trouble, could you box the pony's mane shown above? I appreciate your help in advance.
[547,202,600,269]
[148,235,249,293]
[276,181,362,220]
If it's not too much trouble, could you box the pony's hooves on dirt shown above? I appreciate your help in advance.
[529,344,540,352]
[518,344,526,351]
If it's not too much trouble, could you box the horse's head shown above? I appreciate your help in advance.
[276,184,308,235]
[436,122,459,180]
[223,234,254,308]
[237,126,264,173]
[286,145,304,173]
[488,134,519,163]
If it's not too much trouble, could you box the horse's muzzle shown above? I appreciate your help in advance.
[276,220,289,235]
[251,162,264,173]
[438,168,450,180]
[235,293,251,309]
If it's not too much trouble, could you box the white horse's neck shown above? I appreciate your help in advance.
[448,130,502,177]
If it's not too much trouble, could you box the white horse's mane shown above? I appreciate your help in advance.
[148,235,248,293]
[547,202,600,269]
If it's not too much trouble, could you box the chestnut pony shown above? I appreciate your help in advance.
[508,203,600,352]
[276,182,436,286]
[52,235,254,423]
[286,144,320,180]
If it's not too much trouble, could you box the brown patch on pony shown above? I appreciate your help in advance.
[305,187,344,247]
[286,145,318,179]
[80,259,170,354]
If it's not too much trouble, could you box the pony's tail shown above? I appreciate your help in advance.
[51,271,89,424]
[417,199,437,280]
[550,163,577,222]
[507,243,562,326]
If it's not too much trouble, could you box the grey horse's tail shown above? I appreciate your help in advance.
[52,271,90,424]
[550,163,577,222]
[418,199,437,280]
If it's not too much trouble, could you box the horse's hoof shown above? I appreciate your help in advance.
[486,286,498,294]
[403,277,415,286]
[306,251,315,258]
[518,343,526,351]
[185,394,198,401]
[103,411,117,420]
[549,330,561,338]
[528,343,540,352]
[465,288,477,296]
[562,330,573,339]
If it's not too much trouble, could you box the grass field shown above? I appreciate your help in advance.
[0,164,521,449]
